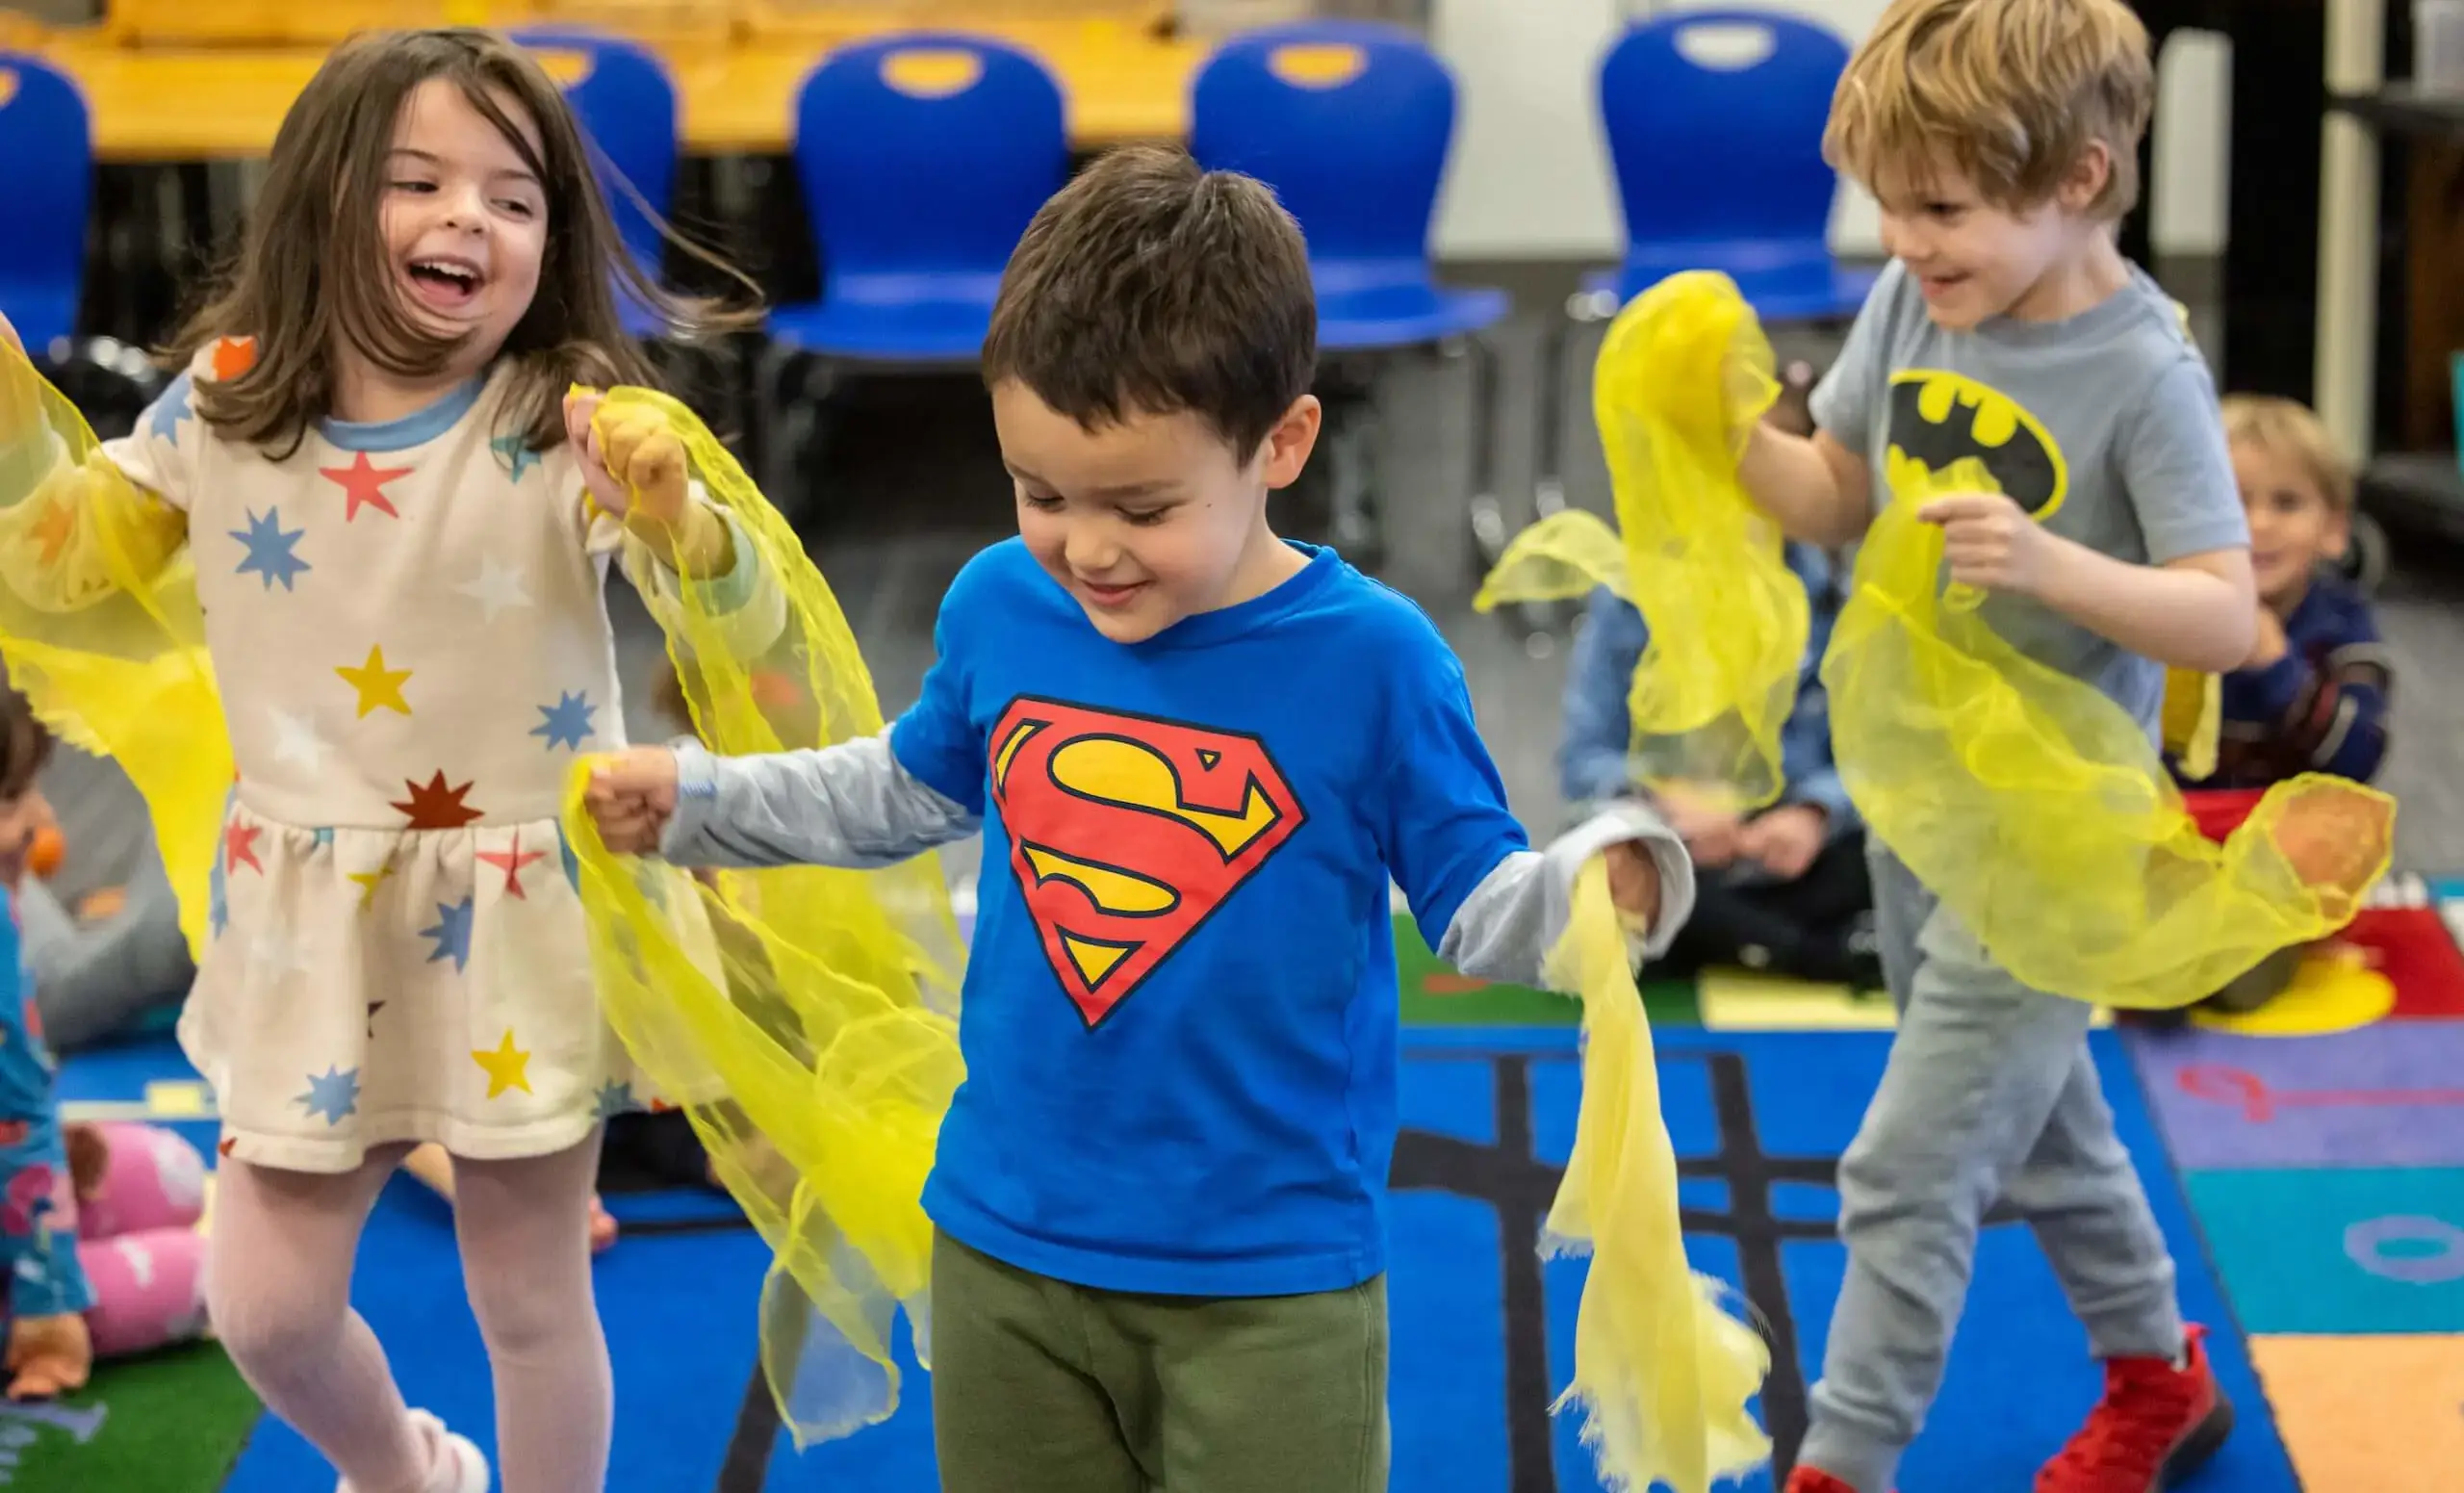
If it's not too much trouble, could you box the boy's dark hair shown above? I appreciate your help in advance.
[0,684,50,805]
[983,144,1316,458]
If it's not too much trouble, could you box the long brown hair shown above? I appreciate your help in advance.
[171,28,758,456]
[0,681,50,807]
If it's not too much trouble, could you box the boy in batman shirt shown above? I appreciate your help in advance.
[1730,0,2255,1489]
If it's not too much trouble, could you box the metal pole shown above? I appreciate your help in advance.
[2314,0,2387,460]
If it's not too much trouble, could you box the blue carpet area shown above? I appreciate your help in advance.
[59,1028,2294,1492]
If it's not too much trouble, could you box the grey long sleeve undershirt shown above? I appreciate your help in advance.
[659,734,1696,986]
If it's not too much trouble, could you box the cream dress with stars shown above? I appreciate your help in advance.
[104,343,779,1172]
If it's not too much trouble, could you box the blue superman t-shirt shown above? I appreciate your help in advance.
[890,539,1527,1296]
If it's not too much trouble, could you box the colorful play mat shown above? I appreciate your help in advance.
[19,872,2464,1492]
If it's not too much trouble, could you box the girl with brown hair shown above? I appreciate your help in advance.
[0,27,776,1493]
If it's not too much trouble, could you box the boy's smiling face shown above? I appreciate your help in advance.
[2233,435,2348,607]
[993,380,1321,645]
[1871,150,2116,329]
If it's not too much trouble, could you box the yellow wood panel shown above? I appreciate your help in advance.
[90,0,1168,48]
[36,32,1198,159]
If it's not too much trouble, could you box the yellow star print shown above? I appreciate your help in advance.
[346,865,394,910]
[471,1029,533,1098]
[336,646,412,718]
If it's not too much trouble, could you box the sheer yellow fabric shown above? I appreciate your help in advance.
[1824,464,2394,1007]
[1475,271,1802,811]
[0,340,226,959]
[563,387,964,1448]
[2161,665,2221,781]
[1542,860,1771,1493]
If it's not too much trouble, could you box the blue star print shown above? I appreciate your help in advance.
[558,827,581,892]
[491,434,542,483]
[530,690,597,752]
[314,827,335,849]
[146,373,194,446]
[207,845,228,939]
[595,1080,636,1119]
[230,507,310,591]
[421,897,475,972]
[296,1066,360,1126]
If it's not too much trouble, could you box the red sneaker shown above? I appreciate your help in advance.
[2037,1324,2235,1492]
[1784,1467,1892,1493]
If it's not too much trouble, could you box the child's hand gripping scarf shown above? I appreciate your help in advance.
[0,340,226,960]
[1543,860,1772,1493]
[562,389,965,1449]
[1475,271,1808,814]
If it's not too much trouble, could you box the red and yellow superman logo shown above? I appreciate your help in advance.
[989,698,1305,1027]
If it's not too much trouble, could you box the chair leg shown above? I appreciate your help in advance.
[1324,383,1384,572]
[1457,332,1558,643]
[755,342,808,518]
[1465,333,1509,570]
[1533,305,1577,523]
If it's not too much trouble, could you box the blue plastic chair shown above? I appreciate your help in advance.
[514,28,678,339]
[756,33,1066,506]
[769,34,1065,365]
[1192,22,1509,566]
[1535,12,1872,519]
[1593,10,1870,317]
[1193,21,1505,351]
[0,55,92,354]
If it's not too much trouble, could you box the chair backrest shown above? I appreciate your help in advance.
[513,28,679,278]
[1191,20,1455,269]
[1599,11,1848,249]
[792,33,1067,291]
[0,55,91,341]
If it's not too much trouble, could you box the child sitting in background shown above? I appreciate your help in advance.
[0,686,210,1400]
[18,745,194,1051]
[1559,366,1879,990]
[2167,394,2391,1016]
[1558,545,1877,988]
[2178,394,2391,791]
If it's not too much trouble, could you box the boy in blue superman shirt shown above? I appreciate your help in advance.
[582,144,1694,1493]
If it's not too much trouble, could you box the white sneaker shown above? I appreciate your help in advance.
[335,1409,491,1493]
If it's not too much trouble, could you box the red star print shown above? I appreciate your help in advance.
[320,451,412,522]
[218,1137,236,1158]
[224,821,263,875]
[475,832,547,899]
[211,336,258,382]
[391,772,484,830]
[30,502,74,566]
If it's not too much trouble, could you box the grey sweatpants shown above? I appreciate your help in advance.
[1796,846,2186,1493]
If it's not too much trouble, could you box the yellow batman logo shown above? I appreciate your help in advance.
[1885,371,2067,521]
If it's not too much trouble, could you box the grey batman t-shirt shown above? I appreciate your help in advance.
[1810,260,2251,731]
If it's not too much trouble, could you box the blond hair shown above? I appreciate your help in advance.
[1825,0,2155,218]
[2220,395,2356,514]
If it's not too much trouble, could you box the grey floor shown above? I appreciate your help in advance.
[617,261,2464,880]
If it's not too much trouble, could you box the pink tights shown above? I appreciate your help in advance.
[206,1135,611,1493]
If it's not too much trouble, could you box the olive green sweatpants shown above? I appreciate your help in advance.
[930,1233,1390,1493]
